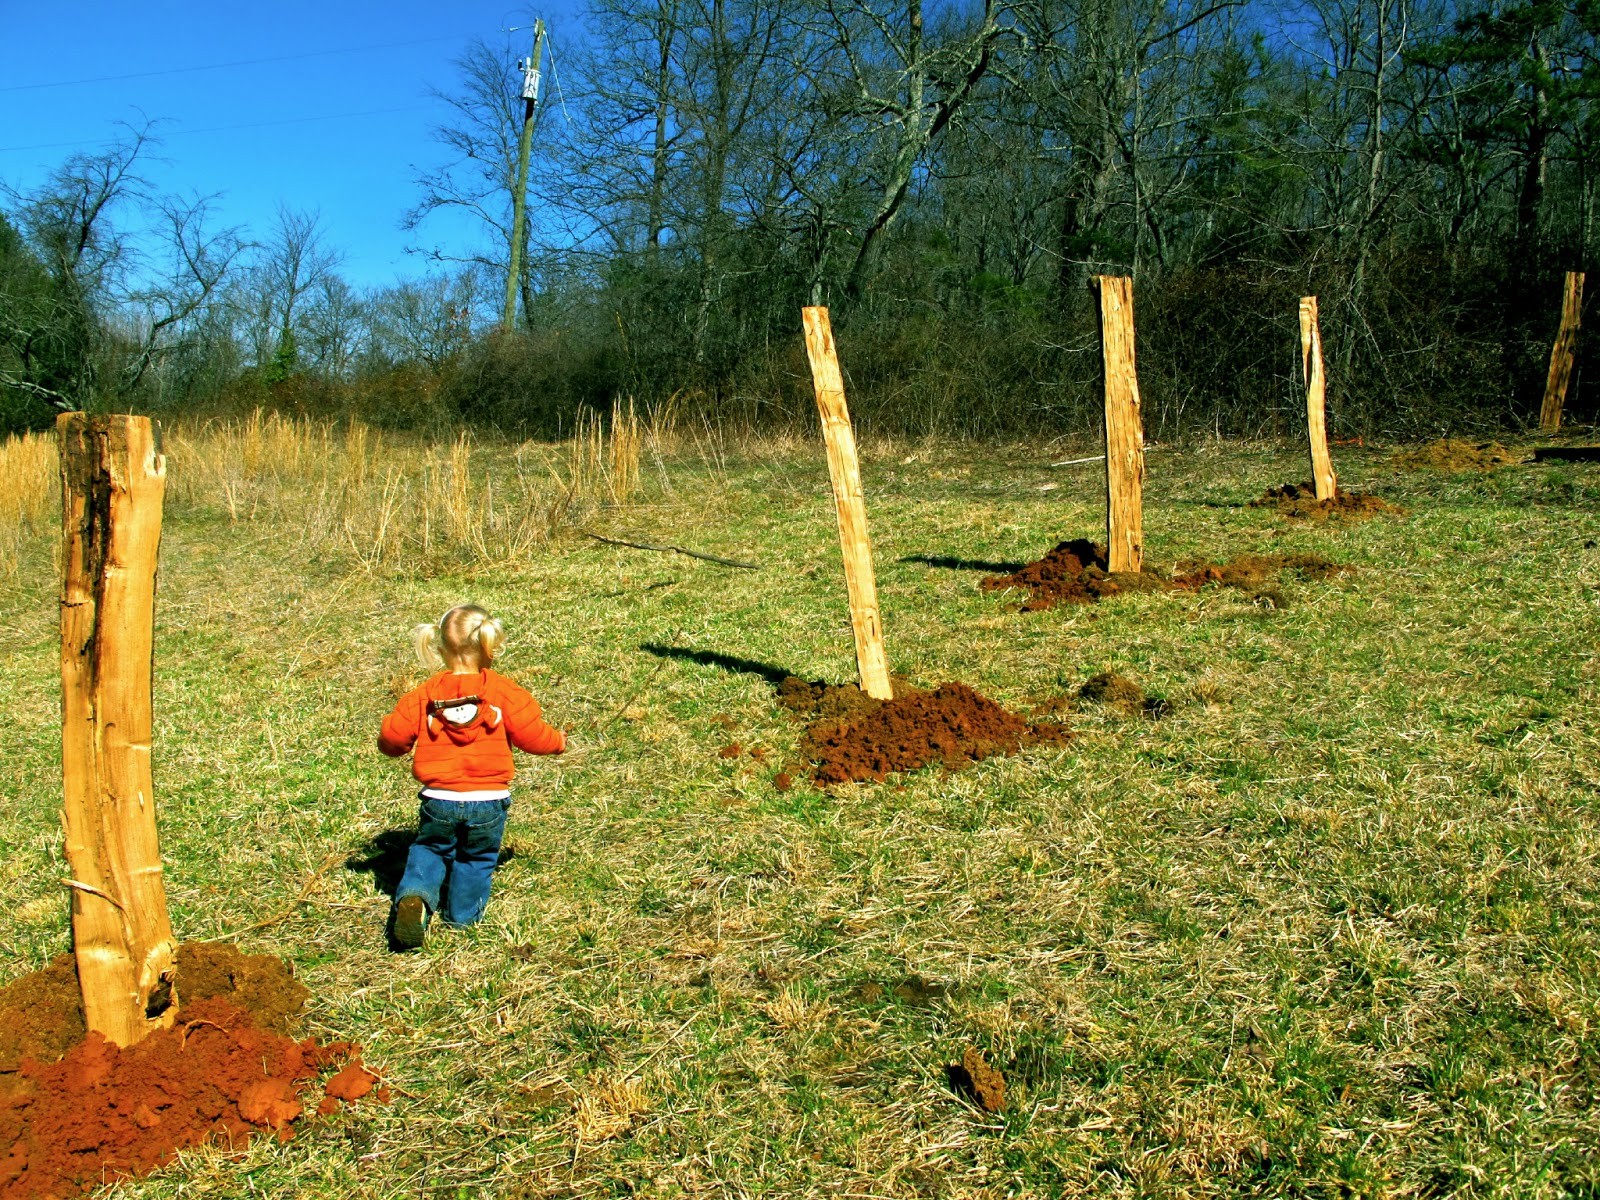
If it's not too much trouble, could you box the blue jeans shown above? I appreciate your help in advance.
[395,795,511,926]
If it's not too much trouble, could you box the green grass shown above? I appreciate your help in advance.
[3,432,1600,1197]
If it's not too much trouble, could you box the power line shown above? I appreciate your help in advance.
[0,33,473,94]
[0,105,434,154]
[546,30,573,125]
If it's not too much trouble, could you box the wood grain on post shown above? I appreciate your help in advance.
[1540,271,1585,431]
[1300,296,1338,501]
[58,413,177,1047]
[1095,276,1145,574]
[801,306,893,701]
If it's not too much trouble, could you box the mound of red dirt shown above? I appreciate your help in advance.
[1169,553,1349,590]
[1250,481,1395,520]
[783,679,1070,785]
[949,1047,1006,1113]
[172,943,311,1037]
[775,676,885,722]
[978,539,1171,611]
[0,947,383,1200]
[981,539,1349,611]
[0,944,308,1076]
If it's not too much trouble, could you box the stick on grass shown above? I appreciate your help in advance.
[583,531,759,570]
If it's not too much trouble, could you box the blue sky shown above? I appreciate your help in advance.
[0,0,585,289]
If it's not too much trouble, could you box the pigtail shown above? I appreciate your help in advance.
[476,615,506,663]
[413,622,444,669]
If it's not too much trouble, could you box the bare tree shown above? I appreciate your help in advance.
[233,206,341,379]
[116,193,246,395]
[299,274,366,379]
[0,125,152,414]
[366,266,490,368]
[0,123,249,424]
[809,0,1006,302]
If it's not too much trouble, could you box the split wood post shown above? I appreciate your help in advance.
[1299,296,1338,501]
[58,413,178,1047]
[801,306,894,701]
[1540,271,1585,431]
[1095,276,1145,574]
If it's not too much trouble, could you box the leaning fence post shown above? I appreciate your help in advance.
[801,306,894,701]
[1095,276,1145,574]
[1540,271,1585,432]
[1300,296,1338,501]
[58,413,178,1047]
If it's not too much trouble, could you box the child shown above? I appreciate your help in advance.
[378,603,566,949]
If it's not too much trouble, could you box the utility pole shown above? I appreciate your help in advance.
[502,18,546,331]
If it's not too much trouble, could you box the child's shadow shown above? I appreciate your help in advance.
[346,829,522,898]
[346,831,414,898]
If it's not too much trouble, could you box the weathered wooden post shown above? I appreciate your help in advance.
[801,306,894,701]
[1540,271,1585,432]
[1300,296,1338,501]
[58,413,178,1046]
[1095,276,1145,574]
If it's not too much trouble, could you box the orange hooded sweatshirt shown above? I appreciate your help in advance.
[378,669,565,790]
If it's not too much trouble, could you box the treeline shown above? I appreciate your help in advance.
[4,0,1598,441]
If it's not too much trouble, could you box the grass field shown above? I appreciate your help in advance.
[2,420,1599,1198]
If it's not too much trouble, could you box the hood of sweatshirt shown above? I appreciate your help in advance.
[424,673,503,744]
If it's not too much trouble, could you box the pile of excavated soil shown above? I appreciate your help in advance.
[0,945,383,1200]
[1169,552,1349,590]
[781,679,1070,785]
[1168,552,1350,610]
[775,676,890,722]
[949,1047,1006,1113]
[172,943,311,1036]
[978,539,1171,611]
[1250,481,1396,520]
[982,540,1349,611]
[1393,439,1521,471]
[0,944,309,1075]
[0,961,84,1077]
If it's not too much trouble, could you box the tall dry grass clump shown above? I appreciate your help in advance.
[0,405,666,577]
[0,432,59,577]
[161,407,652,571]
[566,398,644,508]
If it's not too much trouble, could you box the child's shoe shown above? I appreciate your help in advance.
[393,895,428,949]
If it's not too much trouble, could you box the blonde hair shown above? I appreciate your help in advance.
[413,604,506,670]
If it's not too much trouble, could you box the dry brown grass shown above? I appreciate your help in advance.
[573,1076,653,1144]
[159,407,651,570]
[0,431,57,577]
[0,406,659,578]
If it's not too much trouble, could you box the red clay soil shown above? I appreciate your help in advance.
[978,539,1171,611]
[775,676,887,722]
[950,1047,1006,1113]
[981,538,1349,612]
[1168,553,1350,591]
[1250,481,1396,520]
[782,679,1070,785]
[0,944,308,1075]
[0,945,384,1200]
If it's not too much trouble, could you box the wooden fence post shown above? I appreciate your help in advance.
[58,413,178,1047]
[1095,276,1145,574]
[801,307,894,701]
[1540,271,1585,432]
[1300,296,1338,501]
